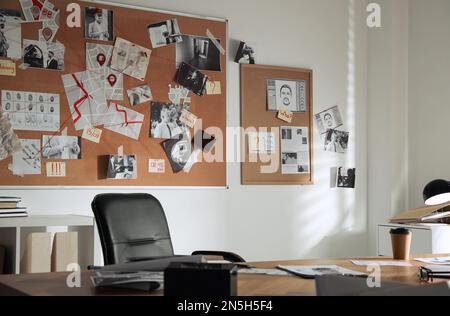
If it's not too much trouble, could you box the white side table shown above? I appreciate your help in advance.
[378,223,450,256]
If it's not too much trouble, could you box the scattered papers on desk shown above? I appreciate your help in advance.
[86,43,124,100]
[351,260,413,267]
[91,271,164,289]
[415,256,450,265]
[62,70,109,130]
[238,268,290,276]
[277,265,366,279]
[104,103,144,140]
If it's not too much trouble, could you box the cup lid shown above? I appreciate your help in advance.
[390,228,411,235]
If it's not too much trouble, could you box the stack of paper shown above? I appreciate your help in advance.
[0,196,28,218]
[390,202,450,224]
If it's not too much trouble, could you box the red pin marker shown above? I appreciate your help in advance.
[107,74,117,86]
[97,53,106,66]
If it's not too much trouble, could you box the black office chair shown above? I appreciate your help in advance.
[91,193,245,265]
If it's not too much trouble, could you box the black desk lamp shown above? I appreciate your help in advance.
[423,179,450,205]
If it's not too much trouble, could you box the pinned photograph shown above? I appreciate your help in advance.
[84,7,114,41]
[19,0,44,21]
[176,35,221,71]
[324,129,349,154]
[0,111,21,161]
[315,105,344,136]
[176,62,208,96]
[280,126,310,174]
[12,139,41,175]
[148,19,182,48]
[127,84,153,106]
[163,134,192,173]
[110,37,151,81]
[150,102,189,139]
[0,9,22,59]
[42,135,81,160]
[107,155,137,180]
[23,39,64,70]
[267,79,307,113]
[337,167,356,188]
[234,41,255,64]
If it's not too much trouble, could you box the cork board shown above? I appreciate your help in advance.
[0,0,227,187]
[240,64,313,185]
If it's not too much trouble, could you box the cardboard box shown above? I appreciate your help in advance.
[51,232,78,272]
[24,233,52,273]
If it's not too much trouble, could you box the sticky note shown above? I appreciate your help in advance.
[0,60,16,76]
[46,162,66,177]
[148,159,165,173]
[180,110,198,128]
[277,107,294,123]
[82,126,102,143]
[206,81,221,95]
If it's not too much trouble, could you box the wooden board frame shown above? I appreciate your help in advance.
[0,0,228,188]
[240,64,314,185]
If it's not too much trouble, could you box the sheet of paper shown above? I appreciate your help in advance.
[168,84,189,105]
[351,260,413,267]
[277,106,293,123]
[82,126,102,143]
[280,126,310,174]
[415,256,450,265]
[148,159,165,173]
[86,43,124,100]
[0,60,16,76]
[12,139,41,175]
[0,15,22,59]
[248,131,275,154]
[0,112,22,161]
[206,81,221,95]
[19,0,45,21]
[110,37,151,81]
[104,103,144,140]
[1,90,60,131]
[46,161,65,177]
[62,70,109,130]
[237,268,290,276]
[180,109,197,129]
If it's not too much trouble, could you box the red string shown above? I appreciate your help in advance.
[70,73,92,124]
[114,103,143,126]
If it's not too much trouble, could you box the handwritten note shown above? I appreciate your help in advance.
[206,81,221,95]
[148,159,165,173]
[82,126,102,143]
[0,60,16,76]
[277,106,293,123]
[46,162,66,177]
[180,110,198,128]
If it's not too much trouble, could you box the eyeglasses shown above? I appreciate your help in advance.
[418,266,450,283]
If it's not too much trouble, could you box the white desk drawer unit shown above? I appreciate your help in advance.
[378,223,450,256]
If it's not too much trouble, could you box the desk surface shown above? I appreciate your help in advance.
[0,255,447,296]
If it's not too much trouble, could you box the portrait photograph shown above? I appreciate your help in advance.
[84,7,114,42]
[314,105,344,136]
[267,79,306,112]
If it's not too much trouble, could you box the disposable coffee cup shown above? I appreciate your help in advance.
[390,228,412,260]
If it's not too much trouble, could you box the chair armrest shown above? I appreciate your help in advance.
[126,255,187,263]
[191,250,245,263]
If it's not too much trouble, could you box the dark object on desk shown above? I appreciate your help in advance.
[100,255,204,272]
[390,228,412,260]
[423,179,450,205]
[164,262,238,297]
[91,271,163,292]
[0,246,4,274]
[419,266,450,283]
[91,193,245,266]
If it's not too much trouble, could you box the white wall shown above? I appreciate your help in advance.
[1,0,371,263]
[408,0,450,209]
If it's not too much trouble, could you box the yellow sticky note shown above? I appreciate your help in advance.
[0,60,16,76]
[148,159,165,173]
[277,107,293,123]
[82,126,102,143]
[46,162,66,177]
[206,81,221,95]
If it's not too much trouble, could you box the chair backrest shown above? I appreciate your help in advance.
[91,193,175,265]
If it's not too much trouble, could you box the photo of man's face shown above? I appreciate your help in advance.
[275,80,298,112]
[280,85,292,106]
[323,112,334,128]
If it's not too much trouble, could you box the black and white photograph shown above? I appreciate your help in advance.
[150,102,189,139]
[127,84,153,106]
[107,155,137,180]
[0,9,22,59]
[163,133,192,173]
[84,7,114,42]
[42,135,81,160]
[324,129,349,154]
[148,19,182,48]
[234,41,255,64]
[176,62,208,96]
[337,167,356,188]
[314,105,344,136]
[176,35,221,71]
[280,126,310,174]
[23,40,65,70]
[267,79,307,112]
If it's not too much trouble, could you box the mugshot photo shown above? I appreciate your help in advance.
[267,79,306,112]
[42,136,81,160]
[148,19,183,48]
[315,105,344,136]
[107,155,137,180]
[84,7,114,41]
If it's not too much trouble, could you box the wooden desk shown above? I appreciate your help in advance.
[0,256,447,296]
